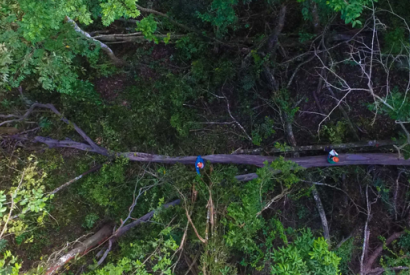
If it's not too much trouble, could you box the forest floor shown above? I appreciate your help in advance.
[2,32,405,273]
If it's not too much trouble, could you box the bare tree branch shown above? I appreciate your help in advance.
[65,16,125,66]
[310,184,330,244]
[96,239,112,267]
[2,103,107,154]
[49,165,103,195]
[267,5,286,51]
[0,171,24,240]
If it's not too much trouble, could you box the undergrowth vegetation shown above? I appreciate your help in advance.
[2,0,410,274]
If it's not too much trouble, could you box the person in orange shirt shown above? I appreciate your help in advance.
[327,149,339,164]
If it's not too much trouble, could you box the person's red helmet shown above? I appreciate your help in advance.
[197,162,204,169]
[333,157,339,162]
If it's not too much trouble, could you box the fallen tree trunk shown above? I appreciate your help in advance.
[45,199,180,274]
[3,104,410,182]
[24,138,410,168]
[46,225,112,275]
[12,134,410,168]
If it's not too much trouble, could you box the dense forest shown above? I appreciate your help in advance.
[2,0,410,274]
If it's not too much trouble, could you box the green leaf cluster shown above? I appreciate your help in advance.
[368,86,410,122]
[298,0,376,27]
[100,0,140,26]
[197,0,238,37]
[136,15,159,43]
[271,230,340,274]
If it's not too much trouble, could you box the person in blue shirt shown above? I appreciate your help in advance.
[195,156,205,174]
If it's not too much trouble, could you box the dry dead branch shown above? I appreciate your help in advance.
[65,16,125,66]
[310,184,330,244]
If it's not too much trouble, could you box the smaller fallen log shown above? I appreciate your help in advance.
[45,199,180,274]
[46,225,112,275]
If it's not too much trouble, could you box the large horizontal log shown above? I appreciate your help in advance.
[13,135,410,170]
[4,104,409,183]
[122,152,410,168]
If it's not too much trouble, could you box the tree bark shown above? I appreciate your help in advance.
[4,104,410,181]
[267,5,287,51]
[14,135,410,169]
[46,225,112,275]
[311,185,330,244]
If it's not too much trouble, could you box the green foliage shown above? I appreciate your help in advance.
[0,43,12,89]
[223,179,265,255]
[89,226,179,275]
[200,237,238,275]
[175,35,207,61]
[0,0,124,98]
[298,0,376,26]
[327,0,376,26]
[197,0,238,37]
[100,0,140,26]
[335,238,354,274]
[79,158,128,209]
[398,231,410,248]
[274,142,292,152]
[271,230,340,274]
[82,213,99,229]
[369,86,410,122]
[373,178,391,208]
[136,15,159,43]
[299,31,316,43]
[378,231,410,273]
[252,116,275,146]
[321,121,348,144]
[0,250,21,275]
[0,239,7,254]
[0,191,6,217]
[224,158,302,266]
[0,155,53,239]
[273,89,299,122]
[383,27,410,54]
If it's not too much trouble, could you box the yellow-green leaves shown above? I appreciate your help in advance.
[100,0,140,26]
[0,192,6,217]
[136,14,159,43]
[0,250,21,275]
[1,156,52,237]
